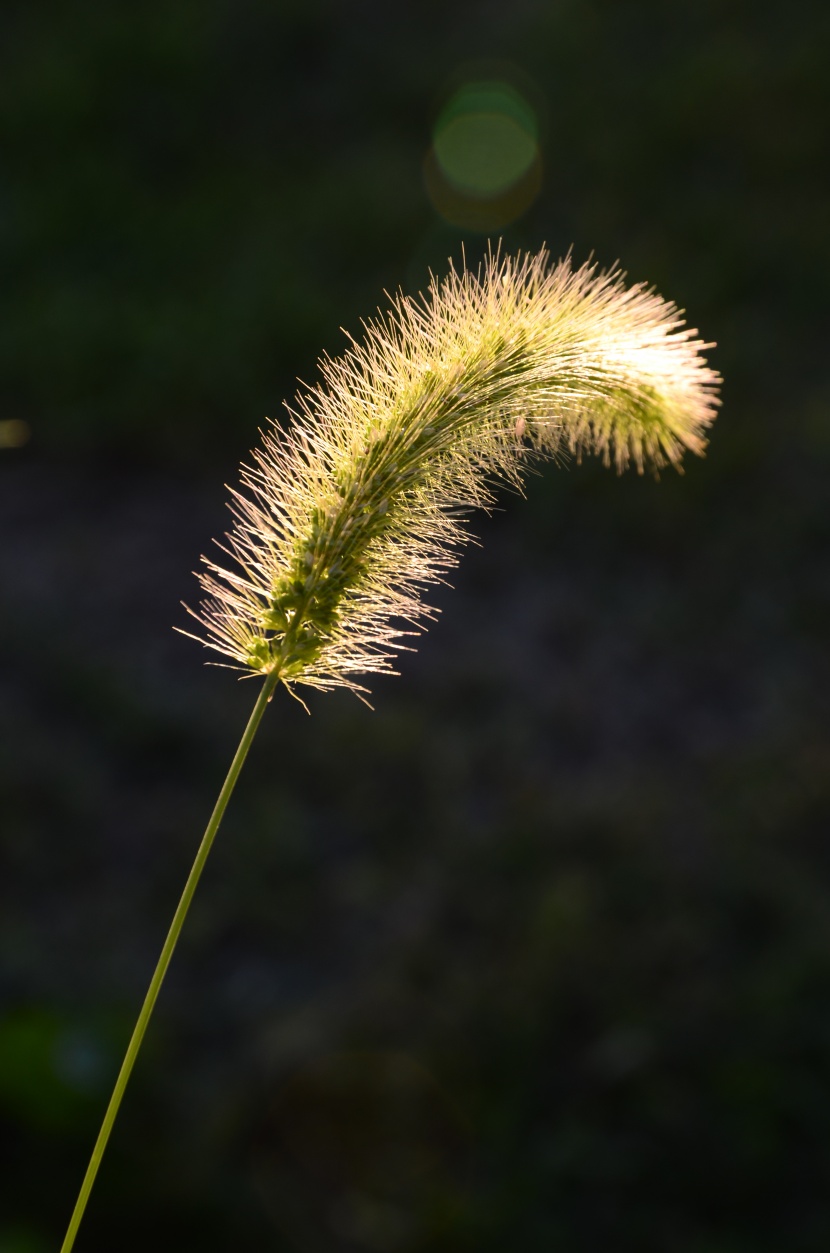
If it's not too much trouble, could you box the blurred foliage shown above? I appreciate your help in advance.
[2,1,830,1251]
[0,1007,119,1132]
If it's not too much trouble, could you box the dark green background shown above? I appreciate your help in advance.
[2,1,830,1250]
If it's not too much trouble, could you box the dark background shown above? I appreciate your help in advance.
[2,1,830,1250]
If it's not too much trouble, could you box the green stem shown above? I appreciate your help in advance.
[60,669,281,1253]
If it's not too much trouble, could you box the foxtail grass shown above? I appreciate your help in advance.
[60,246,719,1251]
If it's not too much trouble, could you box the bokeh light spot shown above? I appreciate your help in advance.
[0,419,31,449]
[433,82,538,198]
[425,78,542,231]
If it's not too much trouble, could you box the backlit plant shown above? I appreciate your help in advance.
[60,247,719,1251]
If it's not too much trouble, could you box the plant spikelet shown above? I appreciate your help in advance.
[184,248,720,695]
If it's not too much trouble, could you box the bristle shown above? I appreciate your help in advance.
[182,249,720,694]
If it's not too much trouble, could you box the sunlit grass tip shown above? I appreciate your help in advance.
[182,246,720,696]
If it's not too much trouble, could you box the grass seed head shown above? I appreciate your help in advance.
[183,247,720,696]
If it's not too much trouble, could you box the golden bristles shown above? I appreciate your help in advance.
[182,247,720,696]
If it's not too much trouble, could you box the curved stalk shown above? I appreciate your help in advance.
[60,669,280,1253]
